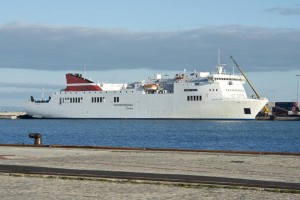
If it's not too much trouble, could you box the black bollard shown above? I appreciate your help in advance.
[29,133,42,145]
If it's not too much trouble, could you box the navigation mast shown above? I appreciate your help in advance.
[84,64,86,80]
[216,49,226,74]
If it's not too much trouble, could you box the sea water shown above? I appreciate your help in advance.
[0,119,299,152]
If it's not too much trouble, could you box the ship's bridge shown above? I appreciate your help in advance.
[209,74,247,99]
[209,74,246,84]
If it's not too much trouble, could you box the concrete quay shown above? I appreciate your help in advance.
[0,112,26,119]
[0,146,299,199]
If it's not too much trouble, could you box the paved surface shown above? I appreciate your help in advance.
[0,146,299,199]
[0,164,299,190]
[1,174,299,200]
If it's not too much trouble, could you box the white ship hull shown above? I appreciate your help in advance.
[24,89,267,120]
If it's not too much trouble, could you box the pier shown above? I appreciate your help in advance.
[0,145,299,199]
[0,112,26,119]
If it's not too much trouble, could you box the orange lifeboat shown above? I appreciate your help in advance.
[143,83,158,91]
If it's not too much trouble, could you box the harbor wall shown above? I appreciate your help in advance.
[0,112,26,119]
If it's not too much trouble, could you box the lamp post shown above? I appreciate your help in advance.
[297,75,300,110]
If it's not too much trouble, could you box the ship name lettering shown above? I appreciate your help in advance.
[113,104,133,106]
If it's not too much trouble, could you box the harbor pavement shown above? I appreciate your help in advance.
[0,146,299,199]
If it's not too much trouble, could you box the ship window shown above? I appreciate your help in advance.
[187,95,202,101]
[91,97,105,103]
[195,83,200,86]
[244,108,251,114]
[114,97,120,103]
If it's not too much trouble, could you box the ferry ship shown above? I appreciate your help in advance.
[24,64,268,119]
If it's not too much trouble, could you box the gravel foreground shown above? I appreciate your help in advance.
[1,174,299,200]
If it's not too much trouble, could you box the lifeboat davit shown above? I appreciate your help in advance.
[143,83,158,91]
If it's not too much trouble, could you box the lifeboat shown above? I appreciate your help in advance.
[175,74,184,80]
[143,83,158,91]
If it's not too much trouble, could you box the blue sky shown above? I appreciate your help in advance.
[1,0,300,29]
[1,0,300,108]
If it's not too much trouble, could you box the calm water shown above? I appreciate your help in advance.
[0,119,299,152]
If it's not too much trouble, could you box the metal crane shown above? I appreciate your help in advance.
[230,56,270,115]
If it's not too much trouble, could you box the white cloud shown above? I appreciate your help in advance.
[265,6,300,15]
[0,23,299,72]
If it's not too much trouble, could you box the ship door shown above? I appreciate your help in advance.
[244,108,251,114]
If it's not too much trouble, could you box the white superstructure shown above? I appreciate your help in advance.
[24,64,268,119]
